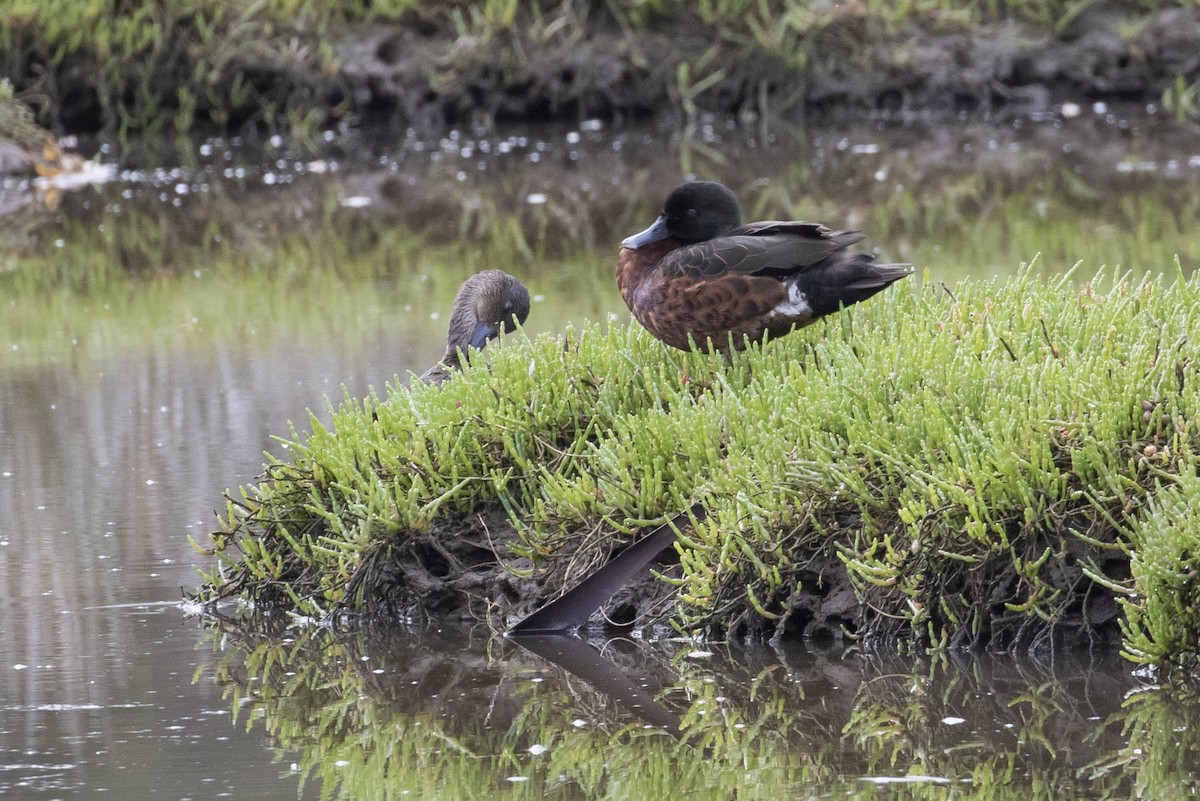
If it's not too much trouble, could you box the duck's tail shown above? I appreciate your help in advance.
[801,253,914,317]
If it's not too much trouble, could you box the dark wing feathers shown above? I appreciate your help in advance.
[723,220,841,239]
[658,224,867,279]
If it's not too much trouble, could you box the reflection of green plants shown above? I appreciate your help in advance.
[1109,687,1200,798]
[842,653,1200,799]
[0,215,551,368]
[200,626,829,801]
[198,624,1200,800]
[0,181,618,368]
[867,165,1200,278]
[1162,74,1200,123]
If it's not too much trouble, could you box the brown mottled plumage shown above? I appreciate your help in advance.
[617,181,913,352]
[419,270,530,384]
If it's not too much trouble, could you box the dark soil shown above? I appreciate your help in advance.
[347,505,541,624]
[347,504,685,635]
[348,501,1127,653]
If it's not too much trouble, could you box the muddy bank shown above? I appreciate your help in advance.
[6,5,1200,139]
[280,499,1126,653]
[341,6,1200,128]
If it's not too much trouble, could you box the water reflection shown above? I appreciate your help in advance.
[5,113,1200,286]
[513,635,683,737]
[0,602,314,798]
[198,621,1199,800]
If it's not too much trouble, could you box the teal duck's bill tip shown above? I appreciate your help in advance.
[620,215,671,250]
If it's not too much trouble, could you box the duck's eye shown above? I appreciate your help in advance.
[686,208,698,218]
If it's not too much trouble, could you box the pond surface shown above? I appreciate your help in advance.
[3,112,1200,799]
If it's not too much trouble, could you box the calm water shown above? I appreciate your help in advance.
[3,112,1200,798]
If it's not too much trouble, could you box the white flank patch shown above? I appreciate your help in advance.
[769,284,812,318]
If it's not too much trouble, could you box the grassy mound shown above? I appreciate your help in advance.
[193,264,1200,669]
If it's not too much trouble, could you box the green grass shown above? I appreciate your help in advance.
[193,262,1200,669]
[1121,468,1200,664]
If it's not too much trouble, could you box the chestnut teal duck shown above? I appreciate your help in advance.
[420,270,530,384]
[617,181,912,352]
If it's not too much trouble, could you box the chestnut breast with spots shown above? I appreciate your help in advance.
[618,240,815,352]
[662,280,792,350]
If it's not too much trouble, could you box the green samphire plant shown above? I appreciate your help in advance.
[194,263,1200,672]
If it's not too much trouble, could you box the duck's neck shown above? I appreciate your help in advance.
[437,347,464,371]
[441,306,482,367]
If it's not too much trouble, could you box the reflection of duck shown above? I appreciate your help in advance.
[420,270,531,384]
[617,181,913,352]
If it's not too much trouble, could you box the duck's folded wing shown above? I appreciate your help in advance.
[660,223,867,278]
[725,221,839,238]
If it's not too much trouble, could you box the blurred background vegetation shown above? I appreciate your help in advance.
[3,0,1197,142]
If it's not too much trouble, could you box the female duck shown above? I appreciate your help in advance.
[420,270,530,384]
[617,181,912,352]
